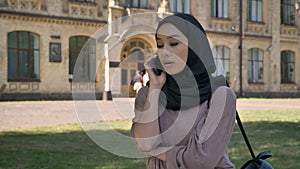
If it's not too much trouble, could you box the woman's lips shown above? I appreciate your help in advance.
[164,61,174,67]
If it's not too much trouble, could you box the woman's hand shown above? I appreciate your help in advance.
[144,56,167,89]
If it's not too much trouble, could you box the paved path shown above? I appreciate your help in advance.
[0,98,299,131]
[0,98,135,131]
[236,99,300,110]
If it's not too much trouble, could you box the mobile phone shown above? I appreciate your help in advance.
[152,56,163,76]
[153,67,163,76]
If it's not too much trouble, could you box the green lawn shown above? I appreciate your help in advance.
[230,109,300,169]
[0,109,299,169]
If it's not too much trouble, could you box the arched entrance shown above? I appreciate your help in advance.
[120,38,153,97]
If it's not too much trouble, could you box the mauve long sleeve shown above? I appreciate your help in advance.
[132,86,236,169]
[165,87,236,169]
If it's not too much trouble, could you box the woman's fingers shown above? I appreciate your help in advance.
[144,56,166,88]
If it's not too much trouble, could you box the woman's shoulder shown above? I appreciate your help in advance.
[212,86,236,102]
[209,86,236,115]
[197,86,236,143]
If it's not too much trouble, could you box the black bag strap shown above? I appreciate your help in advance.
[213,76,256,159]
[236,111,256,159]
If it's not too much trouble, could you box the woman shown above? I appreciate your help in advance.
[131,13,236,169]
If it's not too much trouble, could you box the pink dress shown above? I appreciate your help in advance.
[132,86,236,169]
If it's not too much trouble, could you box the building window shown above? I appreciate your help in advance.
[122,40,149,62]
[169,0,190,13]
[125,0,147,8]
[69,36,96,82]
[214,45,230,81]
[248,48,264,83]
[75,0,95,3]
[247,0,263,22]
[129,49,145,62]
[281,0,295,25]
[121,69,128,85]
[211,0,228,18]
[281,51,295,83]
[7,31,40,81]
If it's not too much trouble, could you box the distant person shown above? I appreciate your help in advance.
[142,71,149,86]
[132,71,143,94]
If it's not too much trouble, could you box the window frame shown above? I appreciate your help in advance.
[7,31,40,82]
[125,0,147,9]
[211,0,229,19]
[281,50,295,83]
[169,0,190,14]
[247,0,263,22]
[74,0,95,3]
[248,48,264,83]
[69,36,96,82]
[281,0,296,25]
[214,45,230,81]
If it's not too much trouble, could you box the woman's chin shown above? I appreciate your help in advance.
[164,66,184,75]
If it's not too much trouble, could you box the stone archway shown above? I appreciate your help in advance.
[120,38,154,97]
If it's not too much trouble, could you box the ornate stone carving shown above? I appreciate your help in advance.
[8,0,40,11]
[248,83,265,91]
[210,19,234,32]
[280,25,299,37]
[280,83,298,92]
[247,22,268,35]
[69,2,97,18]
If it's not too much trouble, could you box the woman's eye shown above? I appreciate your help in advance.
[157,44,163,48]
[170,42,179,47]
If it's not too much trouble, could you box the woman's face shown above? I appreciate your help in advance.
[156,23,188,75]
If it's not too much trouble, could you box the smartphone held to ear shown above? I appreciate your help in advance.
[152,56,164,76]
[153,67,163,76]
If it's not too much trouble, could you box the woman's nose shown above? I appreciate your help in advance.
[159,48,171,57]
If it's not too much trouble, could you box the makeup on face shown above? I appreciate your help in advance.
[156,23,188,75]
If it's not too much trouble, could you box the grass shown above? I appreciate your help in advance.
[230,109,300,169]
[0,109,299,169]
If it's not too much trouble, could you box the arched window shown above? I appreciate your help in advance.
[129,49,145,62]
[121,40,150,70]
[69,36,96,81]
[281,50,295,83]
[214,45,230,81]
[248,48,264,83]
[8,31,40,81]
[121,40,150,85]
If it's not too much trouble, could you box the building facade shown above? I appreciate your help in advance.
[0,0,299,100]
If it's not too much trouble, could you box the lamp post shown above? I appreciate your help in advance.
[239,0,244,97]
[102,0,114,101]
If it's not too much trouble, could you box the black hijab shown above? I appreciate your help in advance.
[155,13,217,110]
